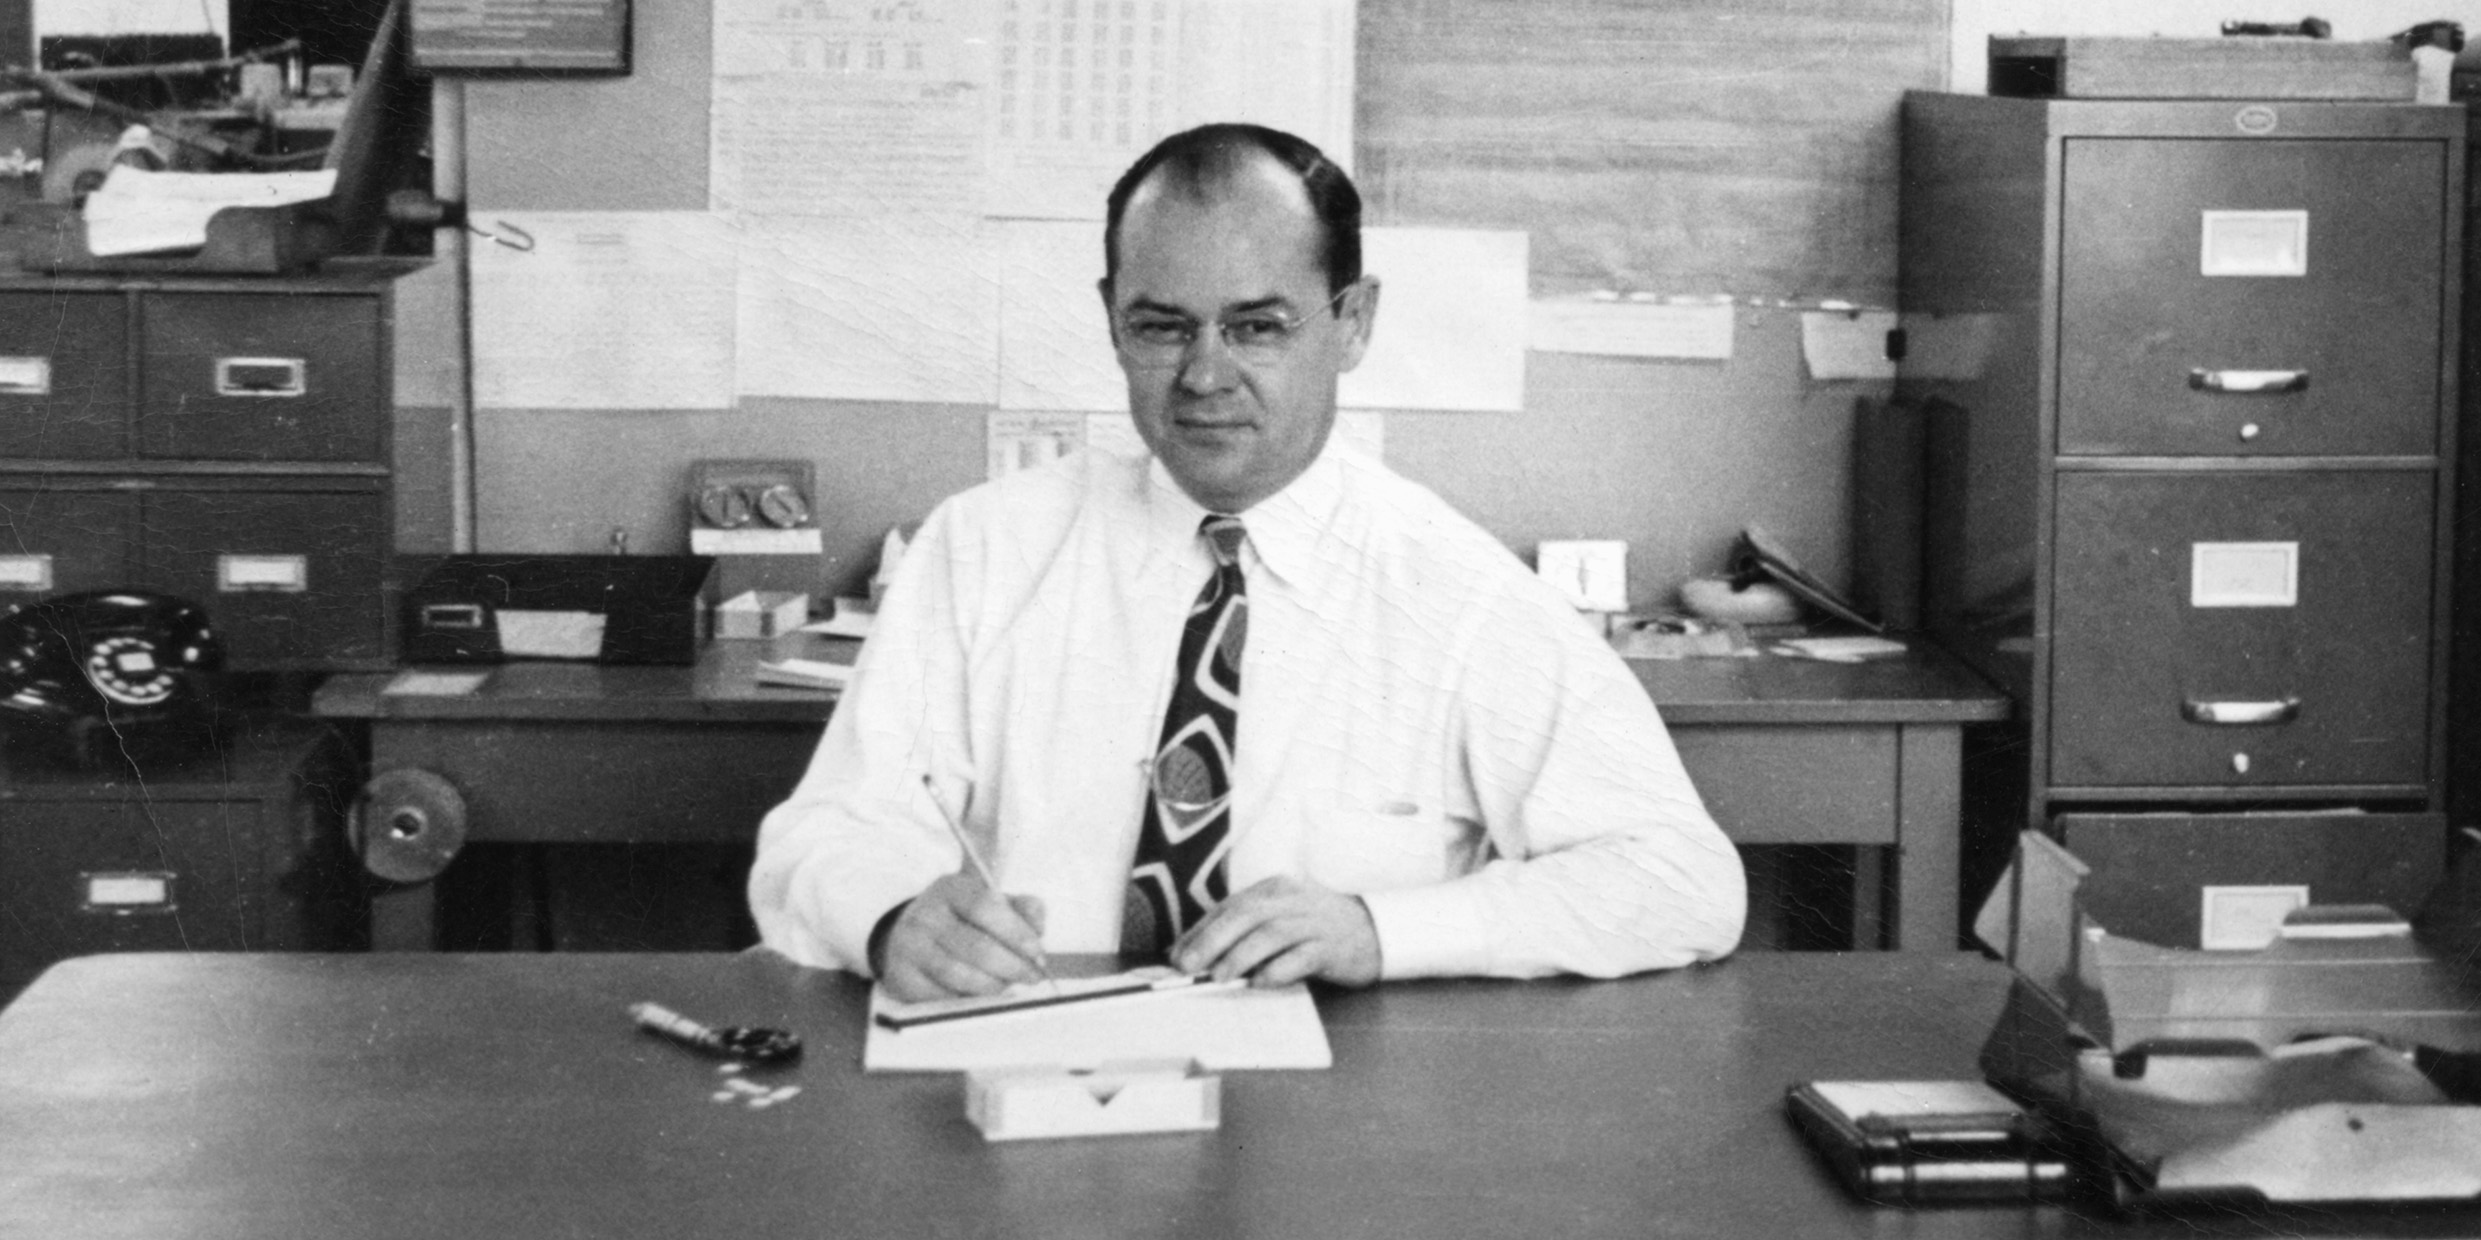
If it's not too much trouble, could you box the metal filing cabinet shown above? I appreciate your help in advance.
[1899,94,2461,939]
[0,721,365,998]
[0,272,400,669]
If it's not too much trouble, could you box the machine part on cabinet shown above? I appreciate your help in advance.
[349,767,468,884]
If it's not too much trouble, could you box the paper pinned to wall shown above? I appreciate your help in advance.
[709,0,991,217]
[985,0,1358,220]
[1528,295,1736,360]
[1799,309,1898,381]
[737,214,999,403]
[471,212,739,410]
[997,219,1121,412]
[1340,227,1528,413]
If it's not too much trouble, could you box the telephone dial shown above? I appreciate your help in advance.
[0,590,226,760]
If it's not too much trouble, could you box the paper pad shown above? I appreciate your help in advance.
[864,979,1332,1072]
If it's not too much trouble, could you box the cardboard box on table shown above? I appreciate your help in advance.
[1974,829,2481,1210]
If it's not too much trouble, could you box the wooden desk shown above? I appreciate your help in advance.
[313,640,2006,952]
[2,950,2467,1239]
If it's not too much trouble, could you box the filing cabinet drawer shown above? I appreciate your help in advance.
[2057,810,2445,951]
[2048,470,2434,788]
[142,483,389,667]
[0,484,136,596]
[139,292,383,463]
[0,292,127,460]
[2058,138,2444,457]
[0,724,361,995]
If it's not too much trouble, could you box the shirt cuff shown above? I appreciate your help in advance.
[1359,883,1493,980]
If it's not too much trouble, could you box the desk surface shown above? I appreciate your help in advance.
[4,950,2466,1239]
[312,636,2008,728]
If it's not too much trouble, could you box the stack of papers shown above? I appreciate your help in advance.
[863,968,1332,1072]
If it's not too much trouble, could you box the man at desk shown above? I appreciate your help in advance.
[748,123,1745,1000]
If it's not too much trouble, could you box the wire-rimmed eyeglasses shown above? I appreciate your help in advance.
[1112,283,1355,370]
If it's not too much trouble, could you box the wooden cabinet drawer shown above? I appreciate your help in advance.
[2058,138,2445,457]
[138,292,383,463]
[141,482,389,667]
[0,484,136,596]
[2049,470,2434,789]
[2057,810,2445,950]
[0,725,361,993]
[0,292,127,460]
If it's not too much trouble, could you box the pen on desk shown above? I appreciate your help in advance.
[921,773,1057,988]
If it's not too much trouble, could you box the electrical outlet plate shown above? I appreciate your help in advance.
[1537,540,1628,612]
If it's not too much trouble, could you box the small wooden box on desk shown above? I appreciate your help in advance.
[0,721,365,1001]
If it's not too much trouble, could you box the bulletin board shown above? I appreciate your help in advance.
[1356,0,1946,304]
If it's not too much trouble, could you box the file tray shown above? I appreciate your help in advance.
[0,199,343,275]
[1971,829,2481,1210]
[403,555,716,666]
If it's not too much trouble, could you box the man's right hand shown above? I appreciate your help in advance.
[876,872,1050,1002]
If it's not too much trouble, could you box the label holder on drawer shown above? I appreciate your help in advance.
[0,553,52,592]
[81,870,176,915]
[0,355,52,396]
[219,554,308,593]
[213,356,307,397]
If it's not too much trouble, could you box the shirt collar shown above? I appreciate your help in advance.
[1143,440,1346,593]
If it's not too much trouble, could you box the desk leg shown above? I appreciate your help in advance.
[369,883,437,951]
[1893,724,1962,951]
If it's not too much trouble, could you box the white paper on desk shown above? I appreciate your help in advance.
[470,212,738,410]
[736,213,998,403]
[81,166,336,256]
[1339,228,1528,413]
[865,981,1333,1072]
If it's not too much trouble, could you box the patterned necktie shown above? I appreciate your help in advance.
[1123,514,1249,956]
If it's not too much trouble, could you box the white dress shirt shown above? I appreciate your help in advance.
[747,443,1745,979]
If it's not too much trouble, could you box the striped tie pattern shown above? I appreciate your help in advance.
[1123,514,1248,956]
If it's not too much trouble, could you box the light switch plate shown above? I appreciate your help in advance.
[1538,540,1628,612]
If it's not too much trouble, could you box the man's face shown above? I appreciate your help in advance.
[1101,157,1375,514]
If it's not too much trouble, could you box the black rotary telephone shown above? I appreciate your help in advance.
[0,591,225,751]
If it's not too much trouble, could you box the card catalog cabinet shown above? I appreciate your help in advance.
[1899,95,2460,930]
[0,274,398,668]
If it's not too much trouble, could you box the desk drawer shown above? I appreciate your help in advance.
[1671,725,1896,845]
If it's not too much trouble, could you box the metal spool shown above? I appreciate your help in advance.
[347,767,469,884]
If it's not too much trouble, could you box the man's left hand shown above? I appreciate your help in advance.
[1170,876,1381,987]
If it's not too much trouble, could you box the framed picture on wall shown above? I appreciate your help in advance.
[410,0,628,74]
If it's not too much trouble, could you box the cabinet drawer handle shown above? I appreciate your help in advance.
[2188,368,2308,394]
[2181,696,2301,726]
[214,356,306,397]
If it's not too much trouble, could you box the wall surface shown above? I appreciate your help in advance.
[395,0,1910,610]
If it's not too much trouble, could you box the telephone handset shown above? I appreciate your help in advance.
[0,590,224,737]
